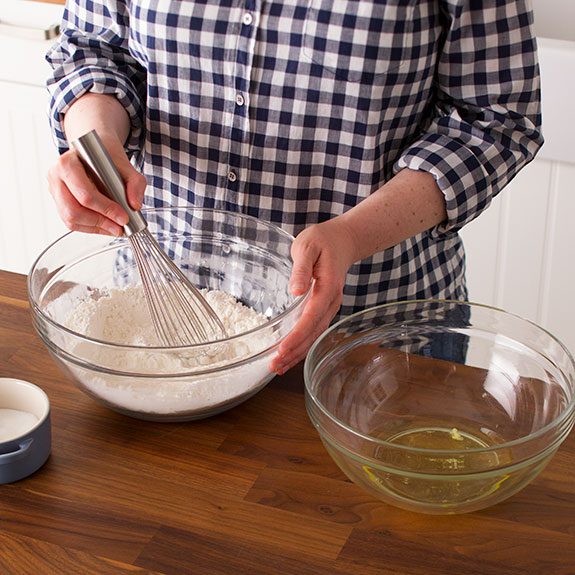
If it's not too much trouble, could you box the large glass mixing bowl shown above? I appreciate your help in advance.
[28,207,309,421]
[304,300,575,514]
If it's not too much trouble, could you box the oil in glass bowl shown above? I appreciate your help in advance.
[305,300,575,514]
[365,422,513,507]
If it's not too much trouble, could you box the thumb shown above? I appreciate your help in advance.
[116,156,146,211]
[98,136,147,212]
[124,169,147,211]
[289,237,317,295]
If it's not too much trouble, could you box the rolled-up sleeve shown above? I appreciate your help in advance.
[46,0,146,155]
[394,0,544,237]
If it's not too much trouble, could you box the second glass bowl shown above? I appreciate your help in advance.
[304,300,575,514]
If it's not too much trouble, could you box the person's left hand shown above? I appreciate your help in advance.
[271,217,359,375]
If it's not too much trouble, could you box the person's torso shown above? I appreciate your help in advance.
[125,0,445,229]
[123,0,466,313]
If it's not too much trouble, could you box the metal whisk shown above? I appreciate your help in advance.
[72,130,227,346]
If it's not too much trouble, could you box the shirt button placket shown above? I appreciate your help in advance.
[226,0,259,198]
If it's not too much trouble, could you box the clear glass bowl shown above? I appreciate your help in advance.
[304,300,575,514]
[28,207,309,422]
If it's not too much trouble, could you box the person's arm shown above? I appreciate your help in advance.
[335,169,446,263]
[291,168,445,295]
[46,93,146,236]
[272,169,444,375]
[47,0,146,156]
[46,0,147,234]
[273,0,543,374]
[394,0,543,238]
[62,92,131,146]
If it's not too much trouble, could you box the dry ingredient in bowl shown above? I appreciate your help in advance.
[66,287,268,348]
[60,287,276,416]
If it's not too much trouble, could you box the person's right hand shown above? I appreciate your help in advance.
[47,133,147,236]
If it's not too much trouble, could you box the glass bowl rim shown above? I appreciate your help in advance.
[27,206,311,352]
[303,298,575,456]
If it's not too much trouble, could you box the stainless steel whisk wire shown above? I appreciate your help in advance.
[72,130,227,347]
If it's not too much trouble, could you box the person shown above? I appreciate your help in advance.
[45,1,543,375]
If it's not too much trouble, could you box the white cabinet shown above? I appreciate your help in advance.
[0,1,66,275]
[0,81,64,273]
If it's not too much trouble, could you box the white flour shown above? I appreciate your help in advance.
[61,287,276,417]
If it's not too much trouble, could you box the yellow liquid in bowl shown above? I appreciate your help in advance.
[321,421,544,513]
[383,425,505,471]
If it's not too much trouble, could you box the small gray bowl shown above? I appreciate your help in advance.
[0,378,51,484]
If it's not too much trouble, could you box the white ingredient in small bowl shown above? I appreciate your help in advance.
[0,409,38,442]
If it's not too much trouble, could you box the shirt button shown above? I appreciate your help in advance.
[242,12,253,26]
[235,93,245,106]
[227,170,237,182]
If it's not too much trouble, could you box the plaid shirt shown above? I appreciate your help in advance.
[46,0,543,317]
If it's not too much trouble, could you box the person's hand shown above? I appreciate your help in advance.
[271,218,359,375]
[47,133,146,236]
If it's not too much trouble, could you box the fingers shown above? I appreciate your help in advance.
[289,235,316,295]
[57,151,129,225]
[48,172,124,236]
[47,145,144,236]
[273,222,353,375]
[272,281,342,375]
[125,172,146,211]
[116,155,146,211]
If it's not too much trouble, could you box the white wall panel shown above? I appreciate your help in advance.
[0,1,66,276]
[461,152,575,356]
[495,160,551,320]
[459,191,501,307]
[0,82,64,275]
[536,39,575,164]
[532,0,575,43]
[541,163,575,354]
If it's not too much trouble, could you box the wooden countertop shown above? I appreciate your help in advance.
[1,269,574,575]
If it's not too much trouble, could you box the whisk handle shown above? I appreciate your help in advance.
[71,130,147,235]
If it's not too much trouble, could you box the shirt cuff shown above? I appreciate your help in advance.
[394,133,492,239]
[47,67,144,156]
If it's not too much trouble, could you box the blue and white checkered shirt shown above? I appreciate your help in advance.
[46,0,543,317]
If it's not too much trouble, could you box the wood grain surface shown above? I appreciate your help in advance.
[0,270,574,575]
